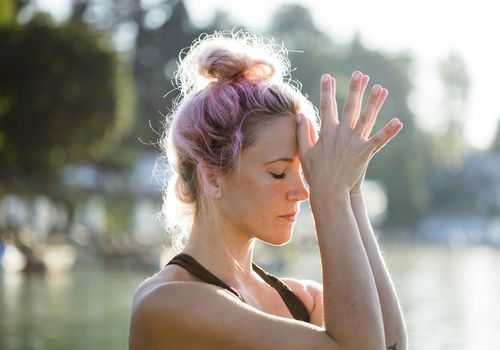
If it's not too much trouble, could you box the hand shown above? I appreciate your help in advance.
[350,76,391,195]
[296,71,403,195]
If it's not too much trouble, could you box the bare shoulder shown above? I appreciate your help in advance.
[129,277,335,350]
[281,277,324,327]
[280,277,323,302]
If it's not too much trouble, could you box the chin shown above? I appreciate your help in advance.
[261,228,294,246]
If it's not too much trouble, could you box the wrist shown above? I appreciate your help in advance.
[349,188,364,199]
[310,185,351,208]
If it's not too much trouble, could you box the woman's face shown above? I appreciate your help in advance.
[216,116,310,245]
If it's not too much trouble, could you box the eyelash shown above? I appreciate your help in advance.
[270,168,305,180]
[271,172,286,179]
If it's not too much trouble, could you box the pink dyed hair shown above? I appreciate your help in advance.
[160,30,318,250]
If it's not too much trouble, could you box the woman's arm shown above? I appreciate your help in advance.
[296,71,403,349]
[310,186,385,347]
[348,75,407,349]
[350,192,408,350]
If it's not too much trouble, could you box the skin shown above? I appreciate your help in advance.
[349,75,408,349]
[129,71,407,350]
[295,72,406,349]
[186,116,309,274]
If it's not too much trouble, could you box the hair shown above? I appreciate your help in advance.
[159,30,319,252]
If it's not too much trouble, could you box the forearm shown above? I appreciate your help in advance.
[350,192,408,350]
[310,188,385,349]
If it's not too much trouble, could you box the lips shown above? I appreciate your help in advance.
[279,211,298,222]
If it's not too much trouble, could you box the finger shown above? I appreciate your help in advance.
[372,121,403,155]
[319,74,337,138]
[309,116,318,144]
[296,113,313,160]
[330,77,339,123]
[364,88,388,138]
[341,71,363,130]
[365,118,403,155]
[354,84,381,137]
[351,74,370,128]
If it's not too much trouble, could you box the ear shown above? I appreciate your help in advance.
[199,163,223,199]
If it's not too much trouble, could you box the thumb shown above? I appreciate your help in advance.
[296,113,313,159]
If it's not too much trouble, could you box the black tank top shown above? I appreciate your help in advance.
[166,253,311,323]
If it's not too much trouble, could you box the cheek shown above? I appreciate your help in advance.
[224,176,283,221]
[246,177,284,207]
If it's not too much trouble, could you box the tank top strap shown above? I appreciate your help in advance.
[251,262,311,323]
[166,253,246,302]
[166,253,310,323]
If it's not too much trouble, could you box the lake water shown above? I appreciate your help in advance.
[1,243,499,349]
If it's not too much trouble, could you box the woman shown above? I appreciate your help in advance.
[129,31,407,350]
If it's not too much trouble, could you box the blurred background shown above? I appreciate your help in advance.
[1,0,500,349]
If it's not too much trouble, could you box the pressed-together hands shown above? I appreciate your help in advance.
[296,71,403,195]
[295,71,407,350]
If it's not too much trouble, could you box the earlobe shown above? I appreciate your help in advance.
[211,186,222,199]
[200,163,223,199]
[210,173,223,199]
[207,179,223,200]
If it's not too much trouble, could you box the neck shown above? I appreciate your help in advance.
[183,212,258,287]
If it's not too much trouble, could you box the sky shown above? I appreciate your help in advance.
[37,0,500,150]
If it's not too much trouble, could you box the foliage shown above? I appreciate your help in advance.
[489,120,500,153]
[132,0,205,145]
[0,0,15,26]
[0,15,134,194]
[67,0,211,149]
[435,52,471,170]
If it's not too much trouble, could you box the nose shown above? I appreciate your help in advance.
[286,172,310,202]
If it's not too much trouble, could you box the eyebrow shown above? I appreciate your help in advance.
[263,158,294,165]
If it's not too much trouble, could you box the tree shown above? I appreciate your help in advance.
[132,0,203,145]
[438,52,471,170]
[489,119,500,153]
[0,0,15,26]
[0,14,134,194]
[68,0,214,150]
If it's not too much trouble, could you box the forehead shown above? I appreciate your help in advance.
[241,116,298,163]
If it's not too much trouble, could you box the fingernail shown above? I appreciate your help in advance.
[352,71,361,82]
[391,118,399,126]
[322,74,330,83]
[372,85,381,96]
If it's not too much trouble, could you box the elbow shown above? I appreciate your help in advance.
[396,330,409,350]
[386,339,408,350]
[386,327,409,350]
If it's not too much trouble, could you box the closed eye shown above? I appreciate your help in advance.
[271,172,286,179]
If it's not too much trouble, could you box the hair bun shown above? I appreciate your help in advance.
[197,45,275,83]
[176,30,289,97]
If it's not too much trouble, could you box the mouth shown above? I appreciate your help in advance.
[278,212,298,222]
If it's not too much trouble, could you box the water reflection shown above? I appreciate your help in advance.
[0,265,151,350]
[375,245,500,350]
[1,244,499,349]
[283,244,500,350]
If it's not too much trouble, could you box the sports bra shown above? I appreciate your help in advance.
[166,253,311,323]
